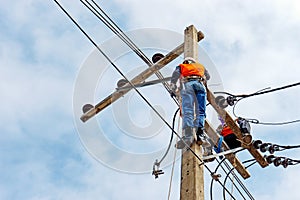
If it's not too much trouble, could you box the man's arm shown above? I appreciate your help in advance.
[171,66,181,84]
[204,69,210,80]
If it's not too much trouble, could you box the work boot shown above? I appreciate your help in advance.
[203,146,213,157]
[175,136,193,149]
[203,148,215,162]
[196,127,204,145]
[175,127,194,149]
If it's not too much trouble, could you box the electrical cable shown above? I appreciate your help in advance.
[223,161,255,200]
[210,157,226,200]
[211,158,244,200]
[81,0,150,64]
[167,110,181,200]
[222,82,300,125]
[276,144,300,149]
[156,108,179,166]
[222,159,257,200]
[80,0,179,106]
[210,153,253,200]
[247,119,300,126]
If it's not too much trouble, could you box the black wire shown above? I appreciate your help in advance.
[277,144,300,149]
[223,161,255,200]
[222,159,257,200]
[81,0,150,65]
[210,157,227,200]
[87,0,175,87]
[233,96,300,125]
[223,82,300,125]
[81,0,178,106]
[222,167,239,200]
[245,160,257,169]
[240,82,300,98]
[250,119,300,126]
[156,108,179,165]
[232,97,243,118]
[290,159,300,164]
[210,153,253,200]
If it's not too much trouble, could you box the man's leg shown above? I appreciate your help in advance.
[194,83,207,143]
[176,82,195,149]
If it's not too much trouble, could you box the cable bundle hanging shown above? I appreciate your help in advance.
[152,108,179,179]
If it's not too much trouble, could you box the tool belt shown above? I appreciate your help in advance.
[182,75,205,83]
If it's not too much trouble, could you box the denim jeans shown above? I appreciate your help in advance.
[180,80,206,130]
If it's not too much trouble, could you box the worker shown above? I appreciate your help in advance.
[170,57,210,149]
[217,117,241,149]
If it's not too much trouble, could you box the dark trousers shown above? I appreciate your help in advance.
[224,134,241,149]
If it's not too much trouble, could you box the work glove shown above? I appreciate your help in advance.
[170,83,177,98]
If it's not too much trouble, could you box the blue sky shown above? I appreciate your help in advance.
[1,0,300,199]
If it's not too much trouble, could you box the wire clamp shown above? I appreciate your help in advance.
[152,160,164,179]
[211,172,221,181]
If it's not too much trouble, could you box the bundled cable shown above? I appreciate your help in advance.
[80,0,177,105]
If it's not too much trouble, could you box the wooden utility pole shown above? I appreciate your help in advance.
[180,25,204,200]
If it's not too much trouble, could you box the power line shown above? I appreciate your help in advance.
[223,161,255,200]
[81,0,151,65]
[210,153,255,200]
[210,158,247,200]
[80,0,178,106]
[215,81,300,125]
[216,81,300,99]
[222,159,257,200]
[246,118,300,126]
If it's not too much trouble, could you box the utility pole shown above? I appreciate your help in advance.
[54,0,269,195]
[180,25,204,200]
[77,21,267,198]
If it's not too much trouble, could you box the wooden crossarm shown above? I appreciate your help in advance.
[80,31,204,122]
[206,88,269,168]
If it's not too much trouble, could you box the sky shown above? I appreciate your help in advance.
[1,0,300,199]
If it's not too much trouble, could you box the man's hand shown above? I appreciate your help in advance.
[170,83,177,98]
